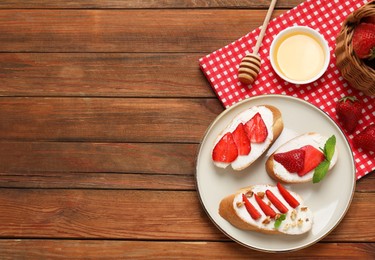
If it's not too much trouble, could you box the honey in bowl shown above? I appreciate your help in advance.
[270,26,330,84]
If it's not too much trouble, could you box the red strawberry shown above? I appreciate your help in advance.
[254,193,276,218]
[212,132,238,163]
[242,194,261,220]
[297,145,325,176]
[353,124,375,152]
[232,123,251,155]
[277,183,300,208]
[244,113,268,143]
[336,96,363,133]
[266,190,288,214]
[352,22,375,60]
[273,148,305,173]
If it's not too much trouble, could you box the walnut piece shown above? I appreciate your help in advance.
[245,190,254,197]
[262,216,271,225]
[257,192,265,198]
[236,201,244,208]
[290,209,297,220]
[283,224,290,231]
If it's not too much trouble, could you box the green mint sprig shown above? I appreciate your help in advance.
[274,214,286,229]
[313,135,336,183]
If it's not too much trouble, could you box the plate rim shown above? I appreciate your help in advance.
[195,94,356,253]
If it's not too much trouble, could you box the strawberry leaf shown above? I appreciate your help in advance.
[313,160,330,183]
[339,96,357,103]
[323,135,336,162]
[274,214,286,229]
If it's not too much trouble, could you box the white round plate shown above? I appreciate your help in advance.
[196,94,355,252]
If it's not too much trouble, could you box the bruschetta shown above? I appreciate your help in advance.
[219,183,313,235]
[266,132,338,183]
[212,105,283,171]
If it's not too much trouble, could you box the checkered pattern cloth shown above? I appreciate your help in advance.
[199,0,375,180]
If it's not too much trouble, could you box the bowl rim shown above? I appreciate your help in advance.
[269,25,330,85]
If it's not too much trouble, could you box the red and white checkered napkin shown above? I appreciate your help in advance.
[199,0,375,180]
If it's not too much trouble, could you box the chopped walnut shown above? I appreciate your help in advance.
[290,209,297,220]
[257,192,265,198]
[262,216,271,225]
[283,224,290,231]
[267,201,272,206]
[275,213,281,220]
[236,201,244,208]
[245,190,253,197]
[301,207,308,212]
[298,218,303,227]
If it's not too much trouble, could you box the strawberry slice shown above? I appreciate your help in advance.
[254,193,276,218]
[297,145,325,176]
[232,123,251,156]
[273,148,305,173]
[212,132,238,163]
[242,194,261,220]
[244,113,268,143]
[277,183,300,208]
[266,190,288,214]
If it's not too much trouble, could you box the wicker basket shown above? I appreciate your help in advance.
[335,1,375,96]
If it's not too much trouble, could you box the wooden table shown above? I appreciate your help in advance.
[0,0,374,258]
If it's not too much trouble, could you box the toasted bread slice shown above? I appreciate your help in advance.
[266,132,338,183]
[219,184,313,235]
[212,105,283,171]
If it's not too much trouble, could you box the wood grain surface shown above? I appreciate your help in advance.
[0,98,221,142]
[0,0,304,9]
[0,53,213,97]
[0,240,372,259]
[0,0,374,258]
[0,189,373,241]
[0,10,288,53]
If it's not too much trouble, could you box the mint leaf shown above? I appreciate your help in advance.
[313,135,336,184]
[313,160,330,183]
[274,214,286,229]
[324,135,336,162]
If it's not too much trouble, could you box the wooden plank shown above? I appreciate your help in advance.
[356,174,375,192]
[0,189,373,241]
[0,142,197,175]
[0,139,373,187]
[3,171,374,192]
[0,189,221,239]
[0,170,373,192]
[0,240,373,259]
[0,0,304,9]
[0,98,223,142]
[0,172,195,190]
[0,53,214,98]
[0,9,286,53]
[317,191,375,242]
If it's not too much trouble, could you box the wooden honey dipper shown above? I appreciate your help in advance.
[238,0,278,85]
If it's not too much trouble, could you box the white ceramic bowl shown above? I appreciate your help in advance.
[269,26,330,85]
